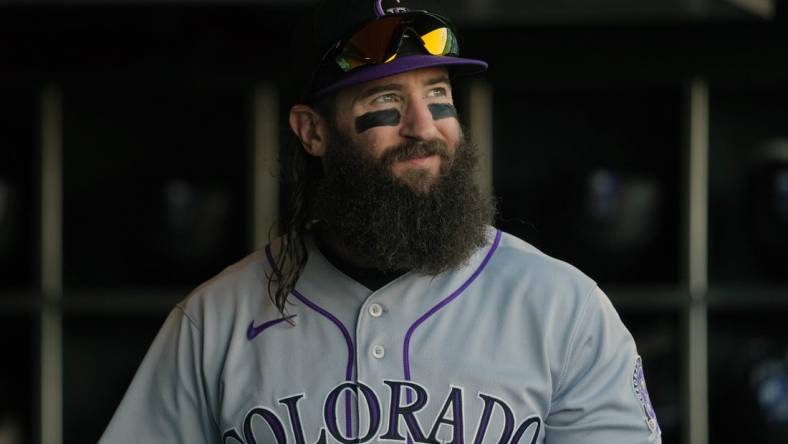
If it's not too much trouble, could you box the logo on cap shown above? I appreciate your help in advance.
[376,0,411,16]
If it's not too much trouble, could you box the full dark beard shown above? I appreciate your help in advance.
[308,126,496,275]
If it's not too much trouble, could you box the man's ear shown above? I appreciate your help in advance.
[289,104,329,157]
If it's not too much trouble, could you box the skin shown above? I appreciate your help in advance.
[288,66,463,268]
[289,66,462,187]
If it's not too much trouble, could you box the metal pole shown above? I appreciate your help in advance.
[466,80,494,200]
[684,76,709,444]
[40,84,63,444]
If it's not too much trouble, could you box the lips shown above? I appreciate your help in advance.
[401,154,438,165]
[381,140,450,167]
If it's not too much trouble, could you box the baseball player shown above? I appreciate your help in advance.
[100,1,662,443]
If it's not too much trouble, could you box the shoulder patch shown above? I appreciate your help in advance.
[632,356,661,436]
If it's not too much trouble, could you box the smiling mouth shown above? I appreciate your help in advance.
[400,154,439,165]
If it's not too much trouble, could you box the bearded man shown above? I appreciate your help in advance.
[100,1,662,443]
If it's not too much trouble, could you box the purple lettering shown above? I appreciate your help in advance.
[427,387,464,444]
[357,382,383,443]
[325,382,358,444]
[511,416,541,444]
[280,394,307,444]
[322,381,383,444]
[243,407,287,444]
[473,393,515,444]
[223,429,244,444]
[380,381,430,443]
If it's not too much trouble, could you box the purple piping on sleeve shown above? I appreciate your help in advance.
[402,229,502,398]
[264,244,356,437]
[375,0,384,16]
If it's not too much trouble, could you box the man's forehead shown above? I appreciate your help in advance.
[347,67,451,100]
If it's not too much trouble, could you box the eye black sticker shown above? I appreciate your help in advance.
[428,103,458,120]
[355,104,457,133]
[355,109,401,133]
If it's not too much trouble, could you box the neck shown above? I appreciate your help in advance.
[315,224,375,270]
[313,224,408,291]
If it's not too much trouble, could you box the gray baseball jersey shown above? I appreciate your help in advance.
[100,227,661,443]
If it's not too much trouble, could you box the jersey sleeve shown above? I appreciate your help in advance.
[544,287,662,444]
[99,306,219,443]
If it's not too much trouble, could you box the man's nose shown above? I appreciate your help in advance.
[399,100,439,141]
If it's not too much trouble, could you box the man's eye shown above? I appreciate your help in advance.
[373,93,399,104]
[427,87,447,98]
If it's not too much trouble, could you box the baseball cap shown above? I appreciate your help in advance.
[291,0,488,102]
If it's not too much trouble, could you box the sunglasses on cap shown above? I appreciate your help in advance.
[320,11,460,73]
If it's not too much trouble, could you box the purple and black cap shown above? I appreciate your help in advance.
[291,0,488,103]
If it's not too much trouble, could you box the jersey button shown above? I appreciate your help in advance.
[372,345,385,359]
[368,303,383,317]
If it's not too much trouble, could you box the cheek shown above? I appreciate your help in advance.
[436,119,462,148]
[356,127,401,159]
[334,115,389,159]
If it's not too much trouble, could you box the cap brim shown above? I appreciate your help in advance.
[313,55,488,98]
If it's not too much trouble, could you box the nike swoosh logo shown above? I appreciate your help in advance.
[247,315,297,341]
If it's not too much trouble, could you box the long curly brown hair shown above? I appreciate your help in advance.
[266,93,335,318]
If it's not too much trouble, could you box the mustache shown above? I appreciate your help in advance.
[379,139,452,167]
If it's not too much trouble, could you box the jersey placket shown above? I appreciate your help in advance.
[265,242,370,441]
[354,275,412,441]
[352,229,502,443]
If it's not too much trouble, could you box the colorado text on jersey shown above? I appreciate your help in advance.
[221,380,541,444]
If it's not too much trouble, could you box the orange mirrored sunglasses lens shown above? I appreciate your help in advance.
[334,16,457,72]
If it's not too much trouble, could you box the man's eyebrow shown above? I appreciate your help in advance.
[353,76,452,103]
[424,76,451,87]
[355,83,403,103]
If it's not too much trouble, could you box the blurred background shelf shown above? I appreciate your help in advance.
[709,85,788,285]
[61,289,188,316]
[708,311,788,444]
[607,286,690,311]
[0,88,37,293]
[708,286,788,310]
[493,84,683,285]
[0,0,774,23]
[62,315,164,444]
[0,292,41,315]
[449,0,776,24]
[62,84,251,288]
[0,315,37,444]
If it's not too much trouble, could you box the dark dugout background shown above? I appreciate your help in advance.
[1,1,788,443]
